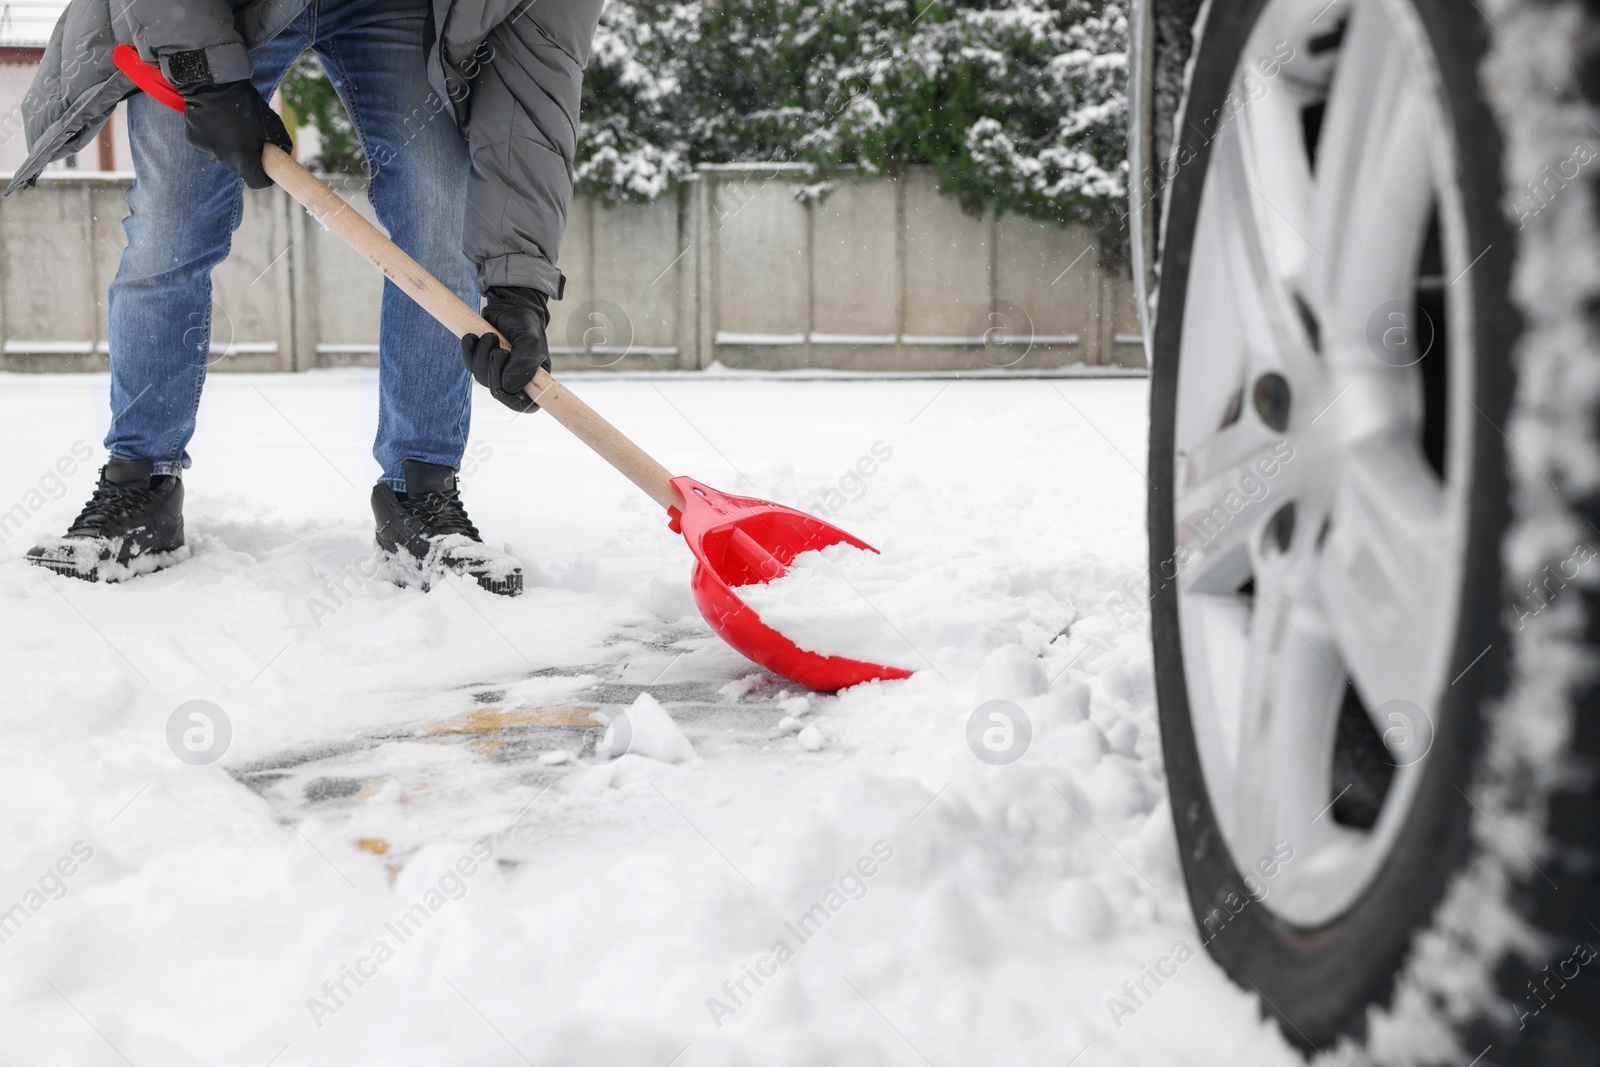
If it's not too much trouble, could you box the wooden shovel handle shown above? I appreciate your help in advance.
[261,146,683,512]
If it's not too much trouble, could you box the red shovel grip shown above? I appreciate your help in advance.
[114,45,186,111]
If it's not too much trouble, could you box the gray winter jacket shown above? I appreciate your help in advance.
[4,0,603,297]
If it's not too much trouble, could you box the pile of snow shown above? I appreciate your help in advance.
[594,692,696,763]
[735,534,1081,680]
[734,543,927,669]
[0,372,1302,1065]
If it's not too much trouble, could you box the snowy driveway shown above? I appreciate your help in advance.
[0,371,1302,1065]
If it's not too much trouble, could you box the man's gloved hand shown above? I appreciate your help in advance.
[182,81,293,190]
[462,286,552,413]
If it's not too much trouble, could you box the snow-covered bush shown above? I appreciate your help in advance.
[580,0,1128,226]
[282,0,1128,226]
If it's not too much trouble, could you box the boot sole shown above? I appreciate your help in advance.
[28,543,190,584]
[375,546,524,597]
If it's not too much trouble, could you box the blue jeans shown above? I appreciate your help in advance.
[107,0,476,490]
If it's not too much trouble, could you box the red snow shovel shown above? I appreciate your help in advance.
[114,47,912,692]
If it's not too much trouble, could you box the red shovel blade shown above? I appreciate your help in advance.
[667,477,914,692]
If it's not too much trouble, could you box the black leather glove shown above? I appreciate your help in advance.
[462,286,552,413]
[182,81,293,190]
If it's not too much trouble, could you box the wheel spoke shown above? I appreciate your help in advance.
[1207,112,1320,380]
[1316,435,1451,709]
[1174,423,1298,594]
[1177,195,1259,450]
[1178,592,1253,836]
[1230,574,1348,866]
[1232,51,1317,291]
[1305,3,1436,351]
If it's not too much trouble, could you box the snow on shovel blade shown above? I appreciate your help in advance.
[667,476,913,692]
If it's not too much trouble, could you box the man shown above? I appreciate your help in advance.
[7,0,602,595]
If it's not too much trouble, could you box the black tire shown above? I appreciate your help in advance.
[1147,0,1599,1060]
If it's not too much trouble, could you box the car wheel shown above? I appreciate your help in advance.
[1146,0,1598,1058]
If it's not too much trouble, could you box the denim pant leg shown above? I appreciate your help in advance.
[106,27,310,475]
[315,0,476,490]
[105,91,241,474]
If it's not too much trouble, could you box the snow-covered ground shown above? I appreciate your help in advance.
[0,370,1302,1065]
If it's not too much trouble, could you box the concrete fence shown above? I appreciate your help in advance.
[0,164,1144,374]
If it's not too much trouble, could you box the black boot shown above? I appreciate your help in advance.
[27,458,186,582]
[372,459,523,596]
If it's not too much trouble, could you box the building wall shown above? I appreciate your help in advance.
[0,50,135,174]
[0,56,40,173]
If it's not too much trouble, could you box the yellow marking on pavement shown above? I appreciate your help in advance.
[425,705,600,734]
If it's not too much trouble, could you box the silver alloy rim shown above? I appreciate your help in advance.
[1172,0,1476,926]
